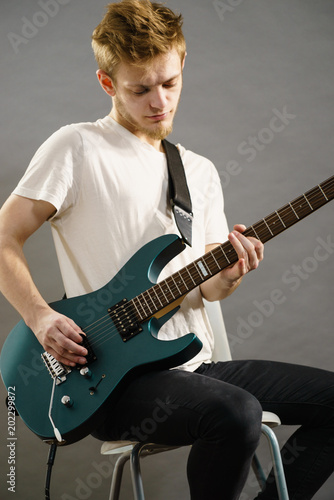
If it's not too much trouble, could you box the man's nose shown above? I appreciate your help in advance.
[150,87,168,109]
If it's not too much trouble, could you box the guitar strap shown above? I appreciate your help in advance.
[162,139,193,246]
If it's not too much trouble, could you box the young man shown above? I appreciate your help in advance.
[0,1,333,499]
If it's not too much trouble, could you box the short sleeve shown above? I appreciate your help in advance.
[13,125,83,216]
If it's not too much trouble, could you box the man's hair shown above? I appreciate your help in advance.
[91,0,186,77]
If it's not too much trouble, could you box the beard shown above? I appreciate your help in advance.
[113,94,177,141]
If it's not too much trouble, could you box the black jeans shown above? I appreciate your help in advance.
[93,360,334,500]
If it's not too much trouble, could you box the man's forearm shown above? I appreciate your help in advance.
[0,236,50,329]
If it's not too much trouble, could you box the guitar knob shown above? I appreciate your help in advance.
[79,367,92,379]
[61,395,73,408]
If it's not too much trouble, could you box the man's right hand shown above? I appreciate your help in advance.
[32,307,88,367]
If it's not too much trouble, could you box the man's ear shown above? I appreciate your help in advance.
[181,52,187,70]
[96,70,116,97]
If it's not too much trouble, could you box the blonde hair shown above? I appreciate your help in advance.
[91,0,186,77]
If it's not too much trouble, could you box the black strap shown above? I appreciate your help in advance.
[162,139,193,247]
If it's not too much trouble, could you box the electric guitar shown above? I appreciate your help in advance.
[1,175,333,445]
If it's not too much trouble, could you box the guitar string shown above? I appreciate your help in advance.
[79,178,334,351]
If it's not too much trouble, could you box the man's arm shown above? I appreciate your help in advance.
[0,194,87,366]
[200,224,264,301]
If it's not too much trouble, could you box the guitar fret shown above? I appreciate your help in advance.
[263,218,274,237]
[210,251,221,272]
[159,281,175,302]
[168,271,189,296]
[135,294,149,317]
[251,225,260,239]
[132,297,144,321]
[309,185,330,210]
[143,290,157,314]
[289,202,300,220]
[247,220,271,243]
[170,275,182,295]
[156,282,168,303]
[146,290,159,312]
[140,292,150,313]
[138,299,151,318]
[177,270,190,292]
[188,262,202,284]
[303,194,313,211]
[220,246,231,264]
[276,210,286,228]
[264,212,286,237]
[206,259,213,275]
[204,259,212,275]
[319,184,329,201]
[151,286,164,307]
[165,277,176,299]
[213,243,239,269]
[209,257,222,276]
[185,266,197,286]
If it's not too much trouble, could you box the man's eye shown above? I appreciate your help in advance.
[133,89,148,95]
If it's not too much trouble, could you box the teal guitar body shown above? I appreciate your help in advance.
[0,234,202,445]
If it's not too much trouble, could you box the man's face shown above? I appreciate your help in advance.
[110,49,184,147]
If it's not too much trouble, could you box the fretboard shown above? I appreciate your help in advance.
[132,175,334,321]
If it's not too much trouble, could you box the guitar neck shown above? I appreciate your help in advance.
[132,175,334,321]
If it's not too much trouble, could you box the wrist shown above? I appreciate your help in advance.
[200,273,242,301]
[24,299,51,332]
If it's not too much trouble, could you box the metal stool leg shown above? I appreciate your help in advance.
[109,450,132,500]
[261,424,289,500]
[252,452,267,490]
[130,443,146,500]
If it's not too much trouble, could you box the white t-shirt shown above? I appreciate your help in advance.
[13,116,229,371]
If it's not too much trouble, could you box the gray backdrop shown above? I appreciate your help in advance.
[0,1,333,499]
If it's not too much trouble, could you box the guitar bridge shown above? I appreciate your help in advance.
[108,298,143,342]
[41,352,71,385]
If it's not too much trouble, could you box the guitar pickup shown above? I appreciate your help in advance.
[108,298,143,342]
